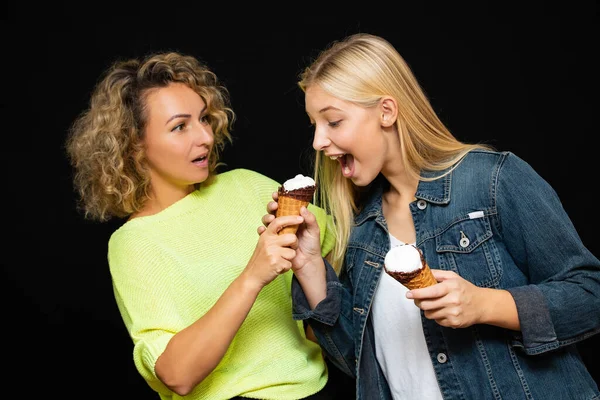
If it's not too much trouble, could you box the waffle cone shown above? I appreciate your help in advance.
[276,196,309,235]
[275,184,316,235]
[384,245,437,289]
[386,262,437,289]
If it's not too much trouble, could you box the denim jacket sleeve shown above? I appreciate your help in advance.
[497,152,600,354]
[291,259,357,377]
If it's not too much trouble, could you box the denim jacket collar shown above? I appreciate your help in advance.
[355,170,452,226]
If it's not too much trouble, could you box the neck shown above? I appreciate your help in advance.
[382,159,419,202]
[383,175,419,205]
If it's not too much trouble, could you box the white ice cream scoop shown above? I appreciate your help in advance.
[283,174,315,191]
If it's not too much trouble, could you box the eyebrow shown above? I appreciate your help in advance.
[165,106,207,125]
[305,105,341,118]
[166,114,191,125]
[318,105,341,113]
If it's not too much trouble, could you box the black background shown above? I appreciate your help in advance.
[3,7,598,399]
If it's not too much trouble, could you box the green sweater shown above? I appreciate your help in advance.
[108,169,336,400]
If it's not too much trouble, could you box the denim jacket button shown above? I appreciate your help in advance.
[459,231,470,248]
[436,353,447,363]
[417,199,427,210]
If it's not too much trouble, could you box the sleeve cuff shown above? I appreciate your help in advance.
[507,285,559,354]
[291,258,342,326]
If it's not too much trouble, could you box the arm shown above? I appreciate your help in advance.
[261,194,356,377]
[155,272,262,395]
[496,153,600,352]
[156,214,303,395]
[408,270,520,330]
[291,258,357,378]
[409,153,600,340]
[112,214,304,396]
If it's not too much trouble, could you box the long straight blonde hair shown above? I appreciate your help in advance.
[298,33,493,273]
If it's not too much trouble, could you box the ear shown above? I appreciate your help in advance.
[380,96,398,128]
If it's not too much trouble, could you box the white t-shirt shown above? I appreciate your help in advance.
[371,235,443,399]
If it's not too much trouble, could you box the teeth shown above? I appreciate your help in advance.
[329,154,343,160]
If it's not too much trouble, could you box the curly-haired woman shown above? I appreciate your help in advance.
[66,51,337,400]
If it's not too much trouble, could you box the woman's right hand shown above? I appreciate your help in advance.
[244,212,303,290]
[258,191,323,274]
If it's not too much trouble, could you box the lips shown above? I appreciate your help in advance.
[191,152,210,168]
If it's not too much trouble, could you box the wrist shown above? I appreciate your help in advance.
[294,258,327,309]
[235,270,264,298]
[478,288,518,329]
[294,257,326,281]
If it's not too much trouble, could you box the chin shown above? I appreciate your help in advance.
[350,172,378,187]
[195,171,210,182]
[350,176,369,187]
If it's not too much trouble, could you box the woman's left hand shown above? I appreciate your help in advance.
[407,269,486,329]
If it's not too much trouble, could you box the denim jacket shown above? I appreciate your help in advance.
[292,150,600,399]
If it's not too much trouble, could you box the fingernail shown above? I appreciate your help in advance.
[405,292,413,299]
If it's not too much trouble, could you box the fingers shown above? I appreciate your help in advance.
[405,270,452,300]
[280,246,297,261]
[406,282,444,300]
[268,215,304,234]
[262,212,275,228]
[300,206,315,223]
[299,206,320,234]
[431,269,458,281]
[265,191,279,214]
[267,200,278,213]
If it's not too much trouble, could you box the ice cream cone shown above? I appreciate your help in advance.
[276,175,316,235]
[384,245,437,289]
[276,196,310,235]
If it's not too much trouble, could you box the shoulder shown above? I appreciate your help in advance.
[209,168,281,204]
[108,221,149,255]
[216,168,278,185]
[107,222,157,276]
[460,149,506,165]
[461,149,533,170]
[455,149,529,178]
[461,150,555,196]
[217,168,280,192]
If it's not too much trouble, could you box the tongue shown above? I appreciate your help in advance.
[341,154,355,177]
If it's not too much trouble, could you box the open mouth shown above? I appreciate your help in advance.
[329,154,354,177]
[192,154,209,166]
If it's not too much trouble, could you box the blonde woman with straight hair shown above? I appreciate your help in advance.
[261,33,600,399]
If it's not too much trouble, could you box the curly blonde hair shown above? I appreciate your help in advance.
[299,33,493,273]
[65,52,234,222]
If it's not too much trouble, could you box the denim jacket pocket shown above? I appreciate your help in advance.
[434,214,501,287]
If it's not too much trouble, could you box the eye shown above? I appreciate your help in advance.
[328,119,342,128]
[172,123,185,132]
[200,114,211,124]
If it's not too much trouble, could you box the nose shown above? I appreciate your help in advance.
[312,126,331,151]
[193,123,214,146]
